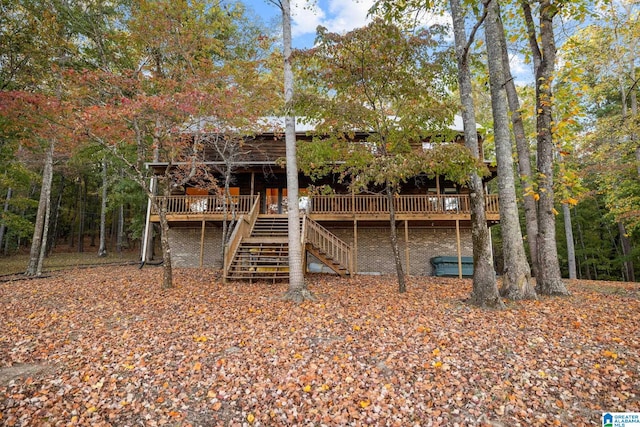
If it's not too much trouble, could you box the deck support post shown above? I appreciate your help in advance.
[199,219,206,268]
[404,220,410,274]
[456,219,462,279]
[353,219,358,274]
[302,246,308,274]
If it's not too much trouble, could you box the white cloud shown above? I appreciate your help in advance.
[290,0,454,42]
[291,0,375,38]
[323,0,375,33]
[508,53,534,85]
[291,1,326,37]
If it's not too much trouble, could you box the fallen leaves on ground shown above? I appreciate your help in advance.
[1,266,639,426]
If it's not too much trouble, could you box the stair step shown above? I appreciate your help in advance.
[251,232,288,236]
[235,251,288,255]
[238,245,287,249]
[224,214,351,281]
[231,262,289,267]
[237,249,288,253]
[244,236,289,244]
[251,217,292,238]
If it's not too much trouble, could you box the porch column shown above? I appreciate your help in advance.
[250,172,255,197]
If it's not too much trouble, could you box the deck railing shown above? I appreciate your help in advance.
[308,194,499,215]
[223,195,261,279]
[153,193,499,217]
[304,216,353,274]
[152,194,257,216]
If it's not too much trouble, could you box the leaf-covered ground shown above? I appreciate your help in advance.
[1,267,638,426]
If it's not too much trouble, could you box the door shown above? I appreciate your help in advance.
[266,188,308,214]
[266,188,286,214]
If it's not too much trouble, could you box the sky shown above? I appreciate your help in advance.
[241,0,380,48]
[240,0,533,85]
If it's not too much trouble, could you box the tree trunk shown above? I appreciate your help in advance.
[98,157,108,257]
[522,0,569,296]
[618,222,635,282]
[387,185,406,293]
[280,0,312,302]
[0,187,12,251]
[77,176,86,253]
[485,0,535,300]
[221,163,237,263]
[156,193,173,289]
[26,139,54,276]
[633,58,639,177]
[497,4,539,277]
[68,180,76,249]
[143,129,159,264]
[47,176,65,255]
[36,174,53,275]
[221,189,228,262]
[90,208,97,247]
[619,19,637,281]
[3,231,10,255]
[144,177,157,263]
[574,206,588,279]
[631,65,640,177]
[117,203,124,253]
[562,203,577,279]
[449,0,503,308]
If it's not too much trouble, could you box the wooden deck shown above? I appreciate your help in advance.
[150,194,500,222]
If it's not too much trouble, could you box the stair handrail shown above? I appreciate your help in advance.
[304,217,352,274]
[300,214,307,246]
[223,194,261,278]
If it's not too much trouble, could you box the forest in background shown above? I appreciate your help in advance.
[0,0,638,283]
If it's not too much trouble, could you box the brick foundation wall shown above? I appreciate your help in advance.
[166,223,473,276]
[325,226,473,276]
[168,226,224,268]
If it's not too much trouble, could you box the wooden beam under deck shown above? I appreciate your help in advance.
[151,212,499,224]
[307,212,500,222]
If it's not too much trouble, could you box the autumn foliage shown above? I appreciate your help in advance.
[1,267,638,425]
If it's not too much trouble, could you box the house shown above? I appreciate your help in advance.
[144,117,499,281]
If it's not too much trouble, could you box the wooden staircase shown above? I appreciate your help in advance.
[224,215,352,282]
[303,216,352,277]
[225,216,290,281]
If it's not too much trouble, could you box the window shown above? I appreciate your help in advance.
[186,188,209,213]
[444,188,459,212]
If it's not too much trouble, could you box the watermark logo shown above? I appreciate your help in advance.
[603,413,640,427]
